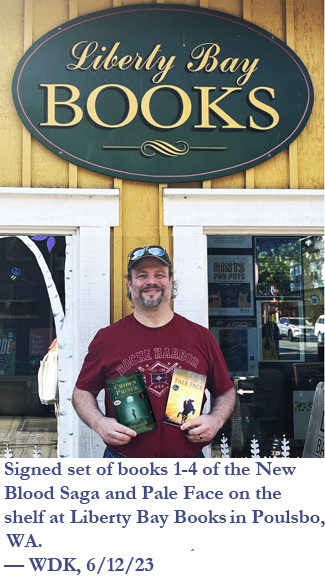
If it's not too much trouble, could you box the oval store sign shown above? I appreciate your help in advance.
[12,4,314,183]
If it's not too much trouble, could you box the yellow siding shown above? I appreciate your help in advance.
[295,0,324,188]
[29,1,68,188]
[208,0,242,17]
[0,0,24,187]
[251,0,288,189]
[78,1,114,15]
[121,180,160,316]
[0,0,323,321]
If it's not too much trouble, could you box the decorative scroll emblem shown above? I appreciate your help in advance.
[141,141,189,157]
[103,141,226,157]
[12,4,314,182]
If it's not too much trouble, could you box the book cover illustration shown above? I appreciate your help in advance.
[106,371,157,434]
[0,329,16,376]
[163,367,206,427]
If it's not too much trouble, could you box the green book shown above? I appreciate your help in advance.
[105,371,157,434]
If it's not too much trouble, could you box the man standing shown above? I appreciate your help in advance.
[72,245,235,457]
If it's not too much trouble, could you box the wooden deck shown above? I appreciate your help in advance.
[0,416,58,458]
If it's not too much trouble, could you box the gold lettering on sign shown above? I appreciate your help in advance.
[67,41,176,83]
[194,87,245,129]
[141,85,192,129]
[248,87,280,130]
[39,83,279,132]
[67,41,102,70]
[187,43,221,72]
[39,84,83,126]
[87,85,138,128]
[187,43,259,85]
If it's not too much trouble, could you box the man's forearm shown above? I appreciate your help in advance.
[209,387,236,430]
[72,387,106,434]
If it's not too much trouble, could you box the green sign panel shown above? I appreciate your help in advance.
[12,5,314,182]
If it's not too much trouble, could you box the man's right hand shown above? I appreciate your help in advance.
[95,415,137,445]
[72,387,137,445]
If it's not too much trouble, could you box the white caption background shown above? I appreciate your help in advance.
[1,458,324,576]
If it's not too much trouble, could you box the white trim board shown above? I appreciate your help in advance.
[0,187,118,196]
[0,187,119,229]
[163,189,324,196]
[163,189,324,228]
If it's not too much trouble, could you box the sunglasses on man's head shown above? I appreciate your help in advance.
[128,246,167,261]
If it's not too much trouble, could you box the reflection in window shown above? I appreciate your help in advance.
[208,235,324,458]
[0,235,66,458]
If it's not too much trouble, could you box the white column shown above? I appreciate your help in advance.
[173,225,208,328]
[76,226,111,458]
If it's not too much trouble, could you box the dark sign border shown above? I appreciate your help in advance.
[12,4,314,182]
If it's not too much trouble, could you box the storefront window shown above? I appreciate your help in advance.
[208,235,324,457]
[0,235,66,457]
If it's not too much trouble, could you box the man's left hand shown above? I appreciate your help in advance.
[180,387,236,443]
[180,413,220,443]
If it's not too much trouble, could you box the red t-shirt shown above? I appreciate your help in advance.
[75,313,233,457]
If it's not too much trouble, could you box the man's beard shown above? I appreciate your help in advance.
[140,286,164,308]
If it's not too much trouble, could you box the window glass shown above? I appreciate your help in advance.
[0,235,66,457]
[208,235,324,458]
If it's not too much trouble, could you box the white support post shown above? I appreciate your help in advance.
[173,225,208,328]
[76,226,111,458]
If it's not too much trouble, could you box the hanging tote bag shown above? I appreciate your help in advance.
[38,350,59,404]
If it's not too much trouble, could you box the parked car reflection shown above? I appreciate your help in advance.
[277,317,316,341]
[314,314,324,341]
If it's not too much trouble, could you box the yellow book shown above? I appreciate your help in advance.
[163,367,206,427]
